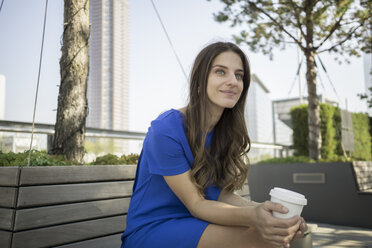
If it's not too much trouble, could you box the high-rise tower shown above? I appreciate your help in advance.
[87,0,130,153]
[0,75,5,120]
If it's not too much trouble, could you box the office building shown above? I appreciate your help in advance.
[87,0,130,154]
[0,75,5,120]
[245,74,274,162]
[245,74,273,143]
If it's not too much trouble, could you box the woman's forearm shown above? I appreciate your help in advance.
[218,190,260,207]
[190,199,256,227]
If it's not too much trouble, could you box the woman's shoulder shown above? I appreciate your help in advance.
[149,109,185,135]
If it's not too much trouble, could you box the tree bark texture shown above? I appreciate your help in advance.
[305,50,321,160]
[305,0,321,160]
[52,0,89,163]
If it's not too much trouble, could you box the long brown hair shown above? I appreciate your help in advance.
[185,42,251,195]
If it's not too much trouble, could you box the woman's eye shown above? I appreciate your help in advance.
[216,69,225,75]
[235,74,243,80]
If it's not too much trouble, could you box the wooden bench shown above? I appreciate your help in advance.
[0,165,136,248]
[351,161,372,194]
[0,165,250,248]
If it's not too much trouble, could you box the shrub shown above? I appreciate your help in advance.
[90,153,140,165]
[0,150,76,166]
[0,151,140,166]
[90,154,122,165]
[120,153,139,165]
[351,113,372,161]
[257,156,316,164]
[290,103,372,161]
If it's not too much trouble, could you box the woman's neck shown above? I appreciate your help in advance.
[179,106,223,132]
[206,105,223,132]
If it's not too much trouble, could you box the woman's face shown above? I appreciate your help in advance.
[206,51,244,113]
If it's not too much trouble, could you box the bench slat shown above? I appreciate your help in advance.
[14,198,131,231]
[0,187,17,208]
[0,208,14,231]
[20,165,137,185]
[55,233,122,248]
[0,230,11,248]
[12,215,126,248]
[0,167,19,186]
[17,181,133,208]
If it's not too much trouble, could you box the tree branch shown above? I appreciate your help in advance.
[247,1,305,51]
[317,22,365,54]
[288,0,306,39]
[314,6,348,50]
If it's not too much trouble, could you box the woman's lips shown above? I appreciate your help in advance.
[220,90,236,96]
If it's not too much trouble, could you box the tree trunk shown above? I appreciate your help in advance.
[305,0,321,160]
[305,49,321,160]
[51,0,89,163]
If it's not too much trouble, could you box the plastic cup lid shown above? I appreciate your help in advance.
[270,187,307,206]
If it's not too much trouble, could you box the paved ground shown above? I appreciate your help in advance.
[311,223,372,247]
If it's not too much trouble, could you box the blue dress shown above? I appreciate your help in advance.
[121,109,221,248]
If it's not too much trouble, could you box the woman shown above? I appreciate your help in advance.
[121,42,307,248]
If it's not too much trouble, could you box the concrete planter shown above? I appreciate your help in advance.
[0,165,136,248]
[248,162,372,229]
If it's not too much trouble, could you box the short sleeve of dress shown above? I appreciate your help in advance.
[144,119,190,176]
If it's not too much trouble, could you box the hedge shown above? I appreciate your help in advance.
[290,104,372,161]
[0,150,139,166]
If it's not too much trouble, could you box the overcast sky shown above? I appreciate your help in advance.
[0,0,369,133]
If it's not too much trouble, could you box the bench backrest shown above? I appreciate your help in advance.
[0,165,136,248]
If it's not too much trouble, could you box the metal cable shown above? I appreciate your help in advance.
[316,55,343,106]
[150,0,188,81]
[0,0,5,14]
[28,0,48,166]
[287,58,303,97]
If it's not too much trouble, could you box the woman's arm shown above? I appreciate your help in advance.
[164,170,255,227]
[164,170,300,229]
[217,189,259,207]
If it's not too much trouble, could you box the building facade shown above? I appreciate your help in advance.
[245,74,275,162]
[0,75,5,120]
[87,0,130,154]
[245,74,273,144]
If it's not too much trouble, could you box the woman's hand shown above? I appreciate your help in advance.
[252,201,302,248]
[291,217,308,243]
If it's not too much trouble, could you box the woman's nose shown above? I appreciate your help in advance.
[226,73,238,85]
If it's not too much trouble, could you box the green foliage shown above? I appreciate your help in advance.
[358,86,372,109]
[290,104,308,156]
[0,150,77,166]
[290,103,372,161]
[320,104,337,160]
[0,151,140,166]
[90,153,140,165]
[210,0,371,59]
[121,153,140,165]
[90,154,122,165]
[257,156,315,164]
[351,113,372,161]
[333,107,344,156]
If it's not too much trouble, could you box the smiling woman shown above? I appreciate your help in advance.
[120,41,307,248]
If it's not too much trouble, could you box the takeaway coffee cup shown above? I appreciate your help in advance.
[269,187,307,219]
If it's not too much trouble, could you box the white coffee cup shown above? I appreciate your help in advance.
[269,187,307,219]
